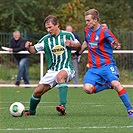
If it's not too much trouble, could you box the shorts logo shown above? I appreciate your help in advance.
[52,45,65,55]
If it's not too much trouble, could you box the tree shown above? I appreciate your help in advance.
[0,0,132,33]
[83,0,133,31]
[0,0,39,32]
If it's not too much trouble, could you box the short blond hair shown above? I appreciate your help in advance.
[84,9,99,21]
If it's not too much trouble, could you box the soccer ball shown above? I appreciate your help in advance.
[9,102,25,117]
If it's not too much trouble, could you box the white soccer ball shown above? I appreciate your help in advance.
[9,102,25,117]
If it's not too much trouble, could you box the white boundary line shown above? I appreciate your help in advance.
[0,84,133,88]
[0,126,133,131]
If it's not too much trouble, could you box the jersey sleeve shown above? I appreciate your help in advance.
[104,29,118,44]
[34,36,45,52]
[34,38,45,52]
[69,32,80,44]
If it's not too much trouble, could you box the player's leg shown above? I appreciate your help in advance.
[23,70,57,116]
[23,84,50,116]
[56,82,68,115]
[105,64,133,117]
[90,65,120,93]
[92,82,113,93]
[83,68,111,94]
[56,70,68,115]
[84,69,96,94]
[84,82,112,94]
[56,69,75,115]
[111,80,133,117]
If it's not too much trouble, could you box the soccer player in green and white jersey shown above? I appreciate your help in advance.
[23,15,81,116]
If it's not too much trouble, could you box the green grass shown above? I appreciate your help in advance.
[0,87,133,133]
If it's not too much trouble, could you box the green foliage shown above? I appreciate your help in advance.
[95,0,133,31]
[0,0,132,33]
[0,0,38,32]
[55,0,85,30]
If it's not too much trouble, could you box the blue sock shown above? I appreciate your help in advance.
[92,83,111,93]
[118,88,133,111]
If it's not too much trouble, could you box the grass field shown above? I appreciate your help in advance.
[0,87,133,133]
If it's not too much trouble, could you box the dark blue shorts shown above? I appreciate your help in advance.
[84,64,120,86]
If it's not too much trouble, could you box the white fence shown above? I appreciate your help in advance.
[0,50,133,88]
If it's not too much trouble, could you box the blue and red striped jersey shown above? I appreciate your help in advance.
[84,25,118,68]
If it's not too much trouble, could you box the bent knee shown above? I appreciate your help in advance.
[83,84,94,94]
[33,89,42,97]
[33,84,50,97]
[111,80,122,90]
[57,70,67,82]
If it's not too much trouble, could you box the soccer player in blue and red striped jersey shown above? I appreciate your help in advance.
[76,8,133,118]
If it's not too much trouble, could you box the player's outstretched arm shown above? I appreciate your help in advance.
[25,41,36,54]
[75,41,87,55]
[80,41,88,54]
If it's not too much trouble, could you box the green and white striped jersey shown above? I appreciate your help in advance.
[34,30,79,71]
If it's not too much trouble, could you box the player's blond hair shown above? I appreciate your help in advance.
[84,9,100,21]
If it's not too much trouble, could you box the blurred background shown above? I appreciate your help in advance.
[0,0,133,85]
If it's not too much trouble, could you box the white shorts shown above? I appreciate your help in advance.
[39,68,75,88]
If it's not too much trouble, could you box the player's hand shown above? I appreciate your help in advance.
[25,41,32,49]
[112,41,121,50]
[65,40,72,47]
[115,43,121,50]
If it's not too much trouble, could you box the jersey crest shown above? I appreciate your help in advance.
[52,45,65,55]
